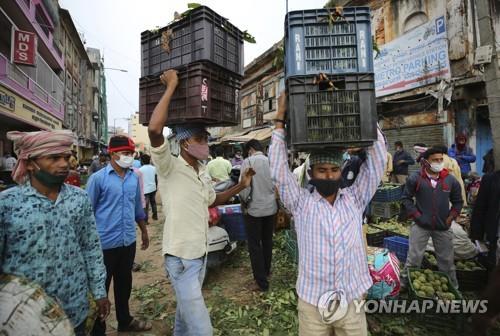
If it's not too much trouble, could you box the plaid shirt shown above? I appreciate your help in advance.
[269,128,387,306]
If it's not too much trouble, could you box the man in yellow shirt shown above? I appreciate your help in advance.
[207,147,232,182]
[147,70,254,335]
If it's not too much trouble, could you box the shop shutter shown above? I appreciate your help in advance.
[384,124,446,175]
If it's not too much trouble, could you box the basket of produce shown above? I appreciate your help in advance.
[372,219,409,238]
[383,236,408,263]
[408,268,465,333]
[366,225,386,247]
[372,183,403,202]
[370,201,400,219]
[423,252,488,291]
[455,259,488,291]
[408,268,461,300]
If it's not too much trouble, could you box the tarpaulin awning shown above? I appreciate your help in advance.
[223,127,273,142]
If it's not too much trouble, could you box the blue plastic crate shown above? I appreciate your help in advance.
[284,7,373,78]
[383,236,409,263]
[372,185,403,202]
[218,204,247,241]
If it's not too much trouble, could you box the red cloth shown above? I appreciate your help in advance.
[64,171,81,187]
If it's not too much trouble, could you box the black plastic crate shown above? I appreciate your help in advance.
[141,6,244,77]
[139,62,241,126]
[284,7,373,78]
[366,225,386,247]
[455,259,488,291]
[286,73,376,150]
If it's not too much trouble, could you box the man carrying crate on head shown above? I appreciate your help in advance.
[401,146,463,288]
[269,93,387,336]
[147,69,255,336]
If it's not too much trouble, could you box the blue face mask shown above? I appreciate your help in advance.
[342,152,350,162]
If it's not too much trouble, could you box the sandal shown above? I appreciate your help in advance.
[118,318,152,332]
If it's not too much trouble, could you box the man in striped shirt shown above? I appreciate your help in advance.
[269,94,386,336]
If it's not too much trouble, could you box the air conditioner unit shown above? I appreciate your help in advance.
[474,45,493,65]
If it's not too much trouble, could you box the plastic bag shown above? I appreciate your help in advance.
[366,247,401,300]
[208,207,220,227]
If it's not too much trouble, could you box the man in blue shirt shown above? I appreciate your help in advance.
[139,154,158,222]
[0,130,110,335]
[87,135,151,334]
[448,133,476,178]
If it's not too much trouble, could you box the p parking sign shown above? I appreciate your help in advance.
[435,16,446,34]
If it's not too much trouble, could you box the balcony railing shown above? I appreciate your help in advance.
[0,53,64,120]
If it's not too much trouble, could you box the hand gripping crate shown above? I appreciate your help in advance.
[285,7,373,78]
[139,62,241,126]
[286,73,376,150]
[141,6,244,77]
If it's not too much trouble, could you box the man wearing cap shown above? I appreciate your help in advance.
[0,130,110,335]
[148,70,255,335]
[269,94,387,336]
[86,135,151,334]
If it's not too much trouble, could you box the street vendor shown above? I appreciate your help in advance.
[269,93,387,336]
[401,146,463,288]
[0,130,110,335]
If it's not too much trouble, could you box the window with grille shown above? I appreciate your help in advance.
[0,11,12,59]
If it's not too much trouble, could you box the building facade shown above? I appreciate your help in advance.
[344,0,499,175]
[129,112,149,153]
[57,7,96,162]
[87,47,108,150]
[0,0,65,159]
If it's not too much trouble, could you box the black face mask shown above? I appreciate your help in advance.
[33,163,67,188]
[309,178,342,197]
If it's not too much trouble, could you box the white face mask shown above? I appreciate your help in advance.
[430,162,444,173]
[116,155,134,168]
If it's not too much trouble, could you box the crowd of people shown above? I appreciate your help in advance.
[1,68,499,336]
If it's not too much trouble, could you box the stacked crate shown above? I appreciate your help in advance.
[139,6,244,126]
[284,7,376,150]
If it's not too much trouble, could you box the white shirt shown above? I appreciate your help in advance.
[151,141,215,259]
[139,164,157,194]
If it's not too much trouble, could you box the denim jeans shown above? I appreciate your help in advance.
[164,255,213,336]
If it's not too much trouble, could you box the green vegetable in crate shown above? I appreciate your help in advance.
[366,226,383,234]
[375,219,409,236]
[456,259,483,271]
[417,290,428,298]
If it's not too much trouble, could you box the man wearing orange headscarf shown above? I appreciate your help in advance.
[0,130,110,335]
